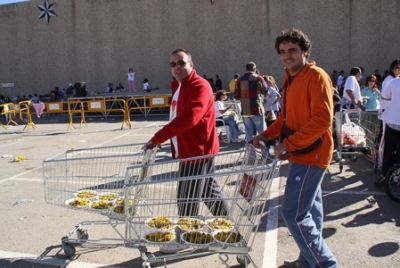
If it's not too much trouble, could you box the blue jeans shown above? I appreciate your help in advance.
[281,163,337,268]
[243,115,266,142]
[223,116,239,140]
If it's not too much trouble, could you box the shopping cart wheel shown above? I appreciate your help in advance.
[236,255,250,266]
[384,164,400,203]
[348,148,358,162]
[62,242,76,258]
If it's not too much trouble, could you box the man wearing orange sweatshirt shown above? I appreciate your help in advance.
[253,29,337,268]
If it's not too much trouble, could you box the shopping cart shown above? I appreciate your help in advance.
[43,143,158,256]
[359,110,382,168]
[334,109,381,172]
[44,142,280,267]
[123,143,280,268]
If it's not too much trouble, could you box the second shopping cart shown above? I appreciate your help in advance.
[334,109,381,172]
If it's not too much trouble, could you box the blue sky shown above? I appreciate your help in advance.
[0,0,30,5]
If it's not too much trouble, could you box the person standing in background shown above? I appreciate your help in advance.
[263,75,281,127]
[229,74,240,100]
[376,59,400,186]
[235,61,267,142]
[380,73,400,186]
[215,74,222,90]
[127,68,136,92]
[342,67,363,109]
[361,75,381,110]
[336,70,345,96]
[330,70,338,87]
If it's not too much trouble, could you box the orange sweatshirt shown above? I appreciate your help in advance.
[262,62,334,169]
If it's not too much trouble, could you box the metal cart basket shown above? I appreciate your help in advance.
[43,143,280,268]
[43,143,158,256]
[334,109,381,172]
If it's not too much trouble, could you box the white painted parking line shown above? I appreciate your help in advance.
[262,176,281,268]
[322,189,385,196]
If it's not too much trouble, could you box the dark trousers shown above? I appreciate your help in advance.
[382,124,400,175]
[177,158,228,217]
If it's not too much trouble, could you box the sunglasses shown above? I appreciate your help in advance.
[169,60,187,68]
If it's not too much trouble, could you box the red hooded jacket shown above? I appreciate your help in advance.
[151,69,220,159]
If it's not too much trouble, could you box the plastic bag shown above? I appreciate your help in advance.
[341,122,366,146]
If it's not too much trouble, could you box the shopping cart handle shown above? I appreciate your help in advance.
[142,141,161,150]
[248,139,276,148]
[258,139,276,148]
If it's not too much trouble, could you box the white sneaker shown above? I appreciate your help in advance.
[232,139,243,143]
[159,243,189,254]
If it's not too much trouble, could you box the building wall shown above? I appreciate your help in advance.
[0,0,399,97]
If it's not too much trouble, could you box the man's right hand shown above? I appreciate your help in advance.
[274,143,291,160]
[252,134,268,149]
[144,140,160,150]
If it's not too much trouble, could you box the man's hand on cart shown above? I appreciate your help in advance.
[144,139,161,150]
[273,143,291,160]
[252,134,269,149]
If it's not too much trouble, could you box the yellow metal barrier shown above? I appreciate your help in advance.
[67,100,87,131]
[45,102,65,113]
[147,95,170,115]
[103,98,130,129]
[126,96,147,117]
[0,102,18,129]
[18,100,36,131]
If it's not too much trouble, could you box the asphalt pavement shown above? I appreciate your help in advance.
[0,113,398,268]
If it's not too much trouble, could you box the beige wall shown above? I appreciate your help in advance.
[1,0,399,97]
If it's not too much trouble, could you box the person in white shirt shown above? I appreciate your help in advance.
[336,70,345,87]
[263,75,281,126]
[376,59,400,186]
[380,60,400,121]
[127,68,136,92]
[342,67,363,108]
[215,90,243,143]
[380,77,400,178]
[143,78,150,91]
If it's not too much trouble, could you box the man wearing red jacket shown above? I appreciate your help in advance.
[145,49,228,253]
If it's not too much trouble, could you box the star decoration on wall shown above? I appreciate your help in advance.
[38,0,57,24]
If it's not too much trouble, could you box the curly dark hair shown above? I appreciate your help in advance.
[274,29,312,58]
